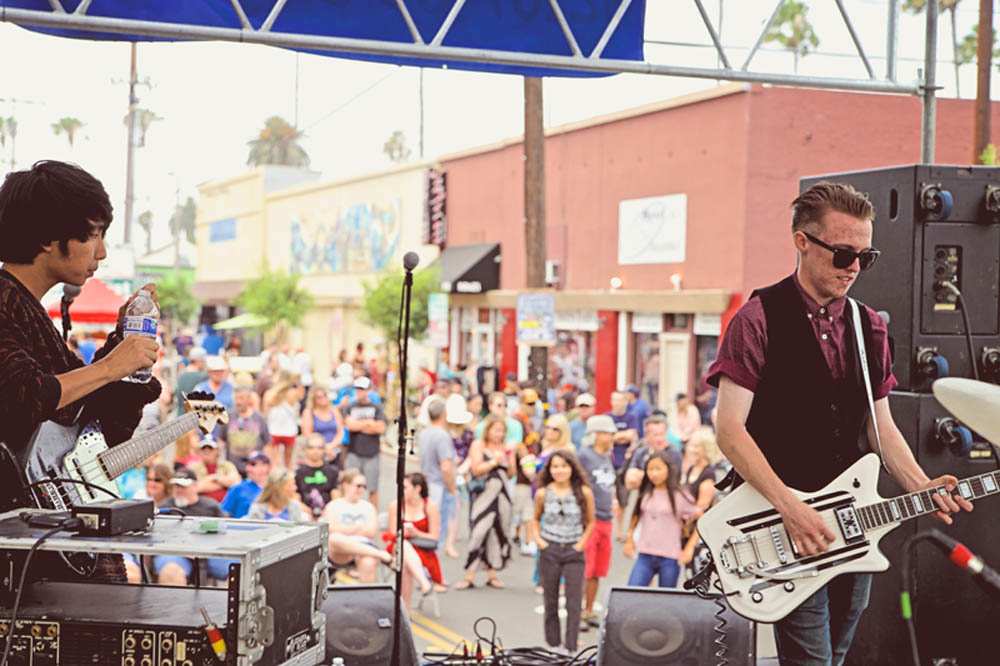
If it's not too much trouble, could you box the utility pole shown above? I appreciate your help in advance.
[0,97,43,171]
[419,69,425,159]
[524,76,548,395]
[123,42,139,246]
[974,0,993,163]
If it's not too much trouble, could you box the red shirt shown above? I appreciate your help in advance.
[707,274,896,399]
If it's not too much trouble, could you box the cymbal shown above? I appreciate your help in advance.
[933,378,1000,446]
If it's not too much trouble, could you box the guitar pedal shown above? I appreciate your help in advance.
[72,499,154,536]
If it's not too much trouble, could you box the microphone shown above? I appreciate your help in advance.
[926,529,1000,600]
[403,251,420,272]
[62,284,82,305]
[61,284,82,342]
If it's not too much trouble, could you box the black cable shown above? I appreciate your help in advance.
[27,478,121,503]
[901,532,937,666]
[0,518,82,666]
[954,290,980,381]
[156,507,188,518]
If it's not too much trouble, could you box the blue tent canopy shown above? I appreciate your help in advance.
[2,1,647,77]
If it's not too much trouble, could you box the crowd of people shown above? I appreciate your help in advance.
[109,332,729,655]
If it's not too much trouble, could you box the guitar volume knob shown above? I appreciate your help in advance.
[751,592,763,603]
[784,581,795,592]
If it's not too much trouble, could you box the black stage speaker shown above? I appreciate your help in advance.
[847,391,1000,666]
[597,587,755,666]
[801,165,1000,391]
[322,585,418,666]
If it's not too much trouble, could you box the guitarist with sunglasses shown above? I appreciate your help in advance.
[706,181,973,666]
[0,161,161,581]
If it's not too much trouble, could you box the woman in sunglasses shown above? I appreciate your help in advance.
[706,181,971,665]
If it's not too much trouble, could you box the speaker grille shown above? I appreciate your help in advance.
[321,585,417,666]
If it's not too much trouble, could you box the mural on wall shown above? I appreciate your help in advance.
[290,199,401,274]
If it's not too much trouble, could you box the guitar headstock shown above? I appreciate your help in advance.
[183,391,229,433]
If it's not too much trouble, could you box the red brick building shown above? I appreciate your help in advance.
[437,83,1000,411]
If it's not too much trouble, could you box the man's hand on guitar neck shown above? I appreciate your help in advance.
[912,474,974,525]
[776,495,836,557]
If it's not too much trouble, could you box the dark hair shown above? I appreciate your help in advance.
[634,450,679,522]
[427,398,446,422]
[407,472,429,499]
[791,181,874,232]
[0,160,113,263]
[537,450,591,529]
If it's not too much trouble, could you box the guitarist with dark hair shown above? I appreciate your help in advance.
[707,181,973,665]
[0,161,161,580]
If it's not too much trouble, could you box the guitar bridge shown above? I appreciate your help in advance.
[719,534,766,578]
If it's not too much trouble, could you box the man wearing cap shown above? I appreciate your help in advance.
[624,384,651,439]
[194,355,235,412]
[418,398,458,553]
[155,467,228,585]
[569,393,596,450]
[188,434,240,504]
[577,415,618,631]
[221,452,271,519]
[344,376,387,507]
[175,346,208,416]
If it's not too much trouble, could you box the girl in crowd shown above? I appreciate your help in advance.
[384,473,445,612]
[671,393,702,445]
[324,470,431,596]
[300,384,345,463]
[534,450,595,656]
[623,450,696,588]
[247,469,309,522]
[264,373,302,468]
[455,416,513,590]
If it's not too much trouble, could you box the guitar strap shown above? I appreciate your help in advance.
[849,297,889,472]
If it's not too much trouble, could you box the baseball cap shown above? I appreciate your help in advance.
[198,434,218,449]
[353,376,372,390]
[171,467,198,487]
[206,355,227,371]
[625,384,641,397]
[247,451,271,465]
[188,346,207,361]
[586,415,618,435]
[575,393,596,408]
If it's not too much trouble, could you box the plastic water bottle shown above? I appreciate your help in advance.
[121,288,158,383]
[331,658,345,666]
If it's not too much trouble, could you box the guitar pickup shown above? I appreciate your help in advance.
[835,505,864,543]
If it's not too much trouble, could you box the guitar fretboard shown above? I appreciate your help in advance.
[858,469,999,531]
[98,413,199,479]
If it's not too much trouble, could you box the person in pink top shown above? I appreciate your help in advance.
[622,450,697,588]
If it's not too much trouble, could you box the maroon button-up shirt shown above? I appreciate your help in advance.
[707,273,896,399]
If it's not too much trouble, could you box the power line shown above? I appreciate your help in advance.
[304,68,401,132]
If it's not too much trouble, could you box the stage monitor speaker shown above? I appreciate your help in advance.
[847,391,1000,665]
[800,165,1000,392]
[322,584,419,666]
[596,587,755,666]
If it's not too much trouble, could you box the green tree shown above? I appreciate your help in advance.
[957,25,999,69]
[51,117,83,148]
[981,143,998,165]
[236,268,314,341]
[361,265,439,342]
[247,116,310,167]
[763,0,820,74]
[904,0,963,96]
[157,271,200,327]
[383,130,412,163]
[169,196,197,244]
[137,210,154,255]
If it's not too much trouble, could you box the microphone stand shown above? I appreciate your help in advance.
[61,297,73,342]
[390,260,416,666]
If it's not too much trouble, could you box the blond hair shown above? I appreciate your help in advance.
[258,469,294,508]
[687,426,723,466]
[543,413,571,451]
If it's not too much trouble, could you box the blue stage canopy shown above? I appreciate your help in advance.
[2,1,647,77]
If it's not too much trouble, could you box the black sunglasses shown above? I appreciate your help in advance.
[803,232,880,271]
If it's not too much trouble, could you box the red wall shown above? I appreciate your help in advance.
[443,86,1000,299]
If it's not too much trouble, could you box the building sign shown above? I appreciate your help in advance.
[554,310,600,332]
[618,193,687,265]
[517,293,556,346]
[424,169,447,248]
[631,312,663,334]
[693,313,722,336]
[427,293,450,349]
[209,218,237,243]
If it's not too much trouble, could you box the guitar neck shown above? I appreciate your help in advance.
[858,468,999,531]
[98,413,200,479]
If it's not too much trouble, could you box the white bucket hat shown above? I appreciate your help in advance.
[445,394,473,425]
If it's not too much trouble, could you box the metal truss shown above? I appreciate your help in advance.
[3,0,918,95]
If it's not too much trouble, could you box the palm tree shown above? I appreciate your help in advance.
[763,0,820,74]
[51,117,84,148]
[246,116,310,167]
[137,210,154,255]
[0,117,17,168]
[904,0,963,97]
[383,130,412,163]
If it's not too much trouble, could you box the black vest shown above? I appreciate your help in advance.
[744,276,881,492]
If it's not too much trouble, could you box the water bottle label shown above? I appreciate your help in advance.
[124,315,157,336]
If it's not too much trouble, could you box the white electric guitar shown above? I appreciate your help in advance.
[0,392,228,514]
[697,452,998,623]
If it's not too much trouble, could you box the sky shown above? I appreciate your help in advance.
[0,0,995,255]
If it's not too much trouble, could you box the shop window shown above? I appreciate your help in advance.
[632,332,661,407]
[550,330,595,393]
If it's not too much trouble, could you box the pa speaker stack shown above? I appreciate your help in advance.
[801,166,1000,665]
[321,585,419,665]
[596,588,755,666]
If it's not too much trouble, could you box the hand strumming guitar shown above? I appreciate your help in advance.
[778,496,836,556]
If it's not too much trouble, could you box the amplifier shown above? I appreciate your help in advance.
[0,514,329,665]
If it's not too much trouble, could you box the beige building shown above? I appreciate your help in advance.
[194,163,439,379]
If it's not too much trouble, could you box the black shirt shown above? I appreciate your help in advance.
[295,463,340,517]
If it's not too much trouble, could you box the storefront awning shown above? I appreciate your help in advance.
[212,312,267,330]
[191,279,245,304]
[439,243,500,294]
